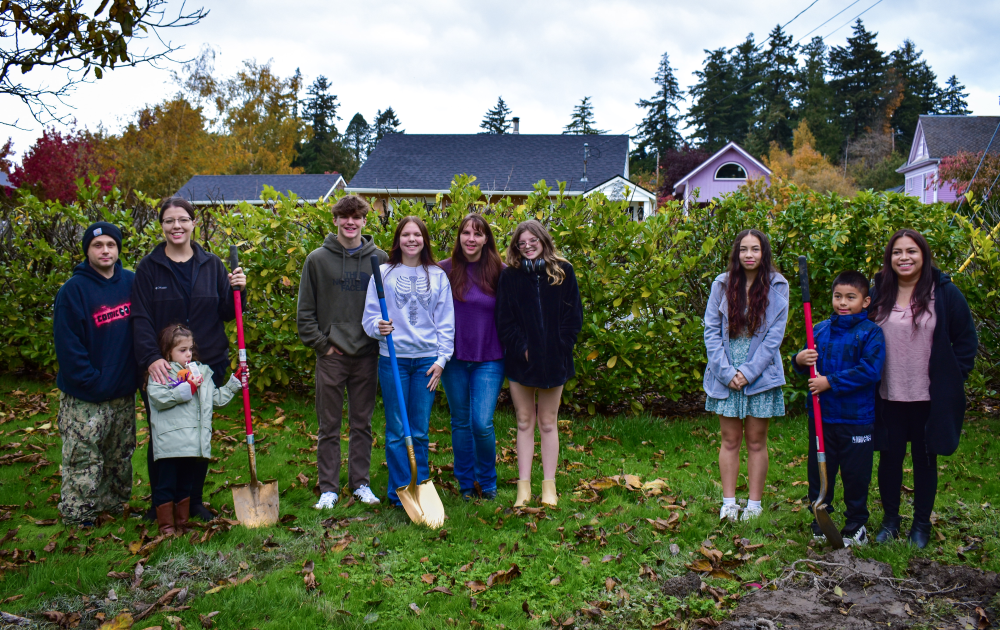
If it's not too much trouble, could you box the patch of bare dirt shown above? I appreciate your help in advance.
[661,572,703,599]
[719,548,998,630]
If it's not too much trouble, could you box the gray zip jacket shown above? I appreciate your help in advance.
[703,271,789,399]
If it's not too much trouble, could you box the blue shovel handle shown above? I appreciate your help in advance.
[371,256,412,441]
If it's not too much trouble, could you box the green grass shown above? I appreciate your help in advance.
[0,374,997,629]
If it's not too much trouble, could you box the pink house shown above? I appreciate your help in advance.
[897,115,1000,204]
[673,141,771,205]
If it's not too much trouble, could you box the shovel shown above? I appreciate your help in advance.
[798,256,845,549]
[229,245,279,528]
[370,255,445,528]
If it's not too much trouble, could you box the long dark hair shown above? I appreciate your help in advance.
[726,229,775,337]
[505,219,569,285]
[870,229,934,326]
[448,214,503,300]
[387,216,439,278]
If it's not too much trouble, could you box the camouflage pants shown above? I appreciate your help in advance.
[58,392,137,524]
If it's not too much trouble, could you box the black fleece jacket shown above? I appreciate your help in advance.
[871,267,978,456]
[132,242,244,370]
[53,261,138,402]
[496,261,583,389]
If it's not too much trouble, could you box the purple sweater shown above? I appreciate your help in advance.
[440,259,504,362]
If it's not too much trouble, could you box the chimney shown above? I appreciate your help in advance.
[512,117,520,134]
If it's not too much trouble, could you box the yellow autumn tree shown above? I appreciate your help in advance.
[104,98,239,199]
[765,121,856,196]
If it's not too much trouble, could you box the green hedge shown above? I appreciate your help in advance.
[1,178,996,414]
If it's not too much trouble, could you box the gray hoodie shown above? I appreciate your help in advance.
[297,233,388,357]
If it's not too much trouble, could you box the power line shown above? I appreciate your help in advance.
[795,0,862,44]
[955,116,1000,219]
[822,0,887,39]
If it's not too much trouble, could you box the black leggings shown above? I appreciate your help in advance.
[878,400,937,524]
[142,361,227,509]
[153,457,198,506]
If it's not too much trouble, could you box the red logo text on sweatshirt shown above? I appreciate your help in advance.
[93,302,131,327]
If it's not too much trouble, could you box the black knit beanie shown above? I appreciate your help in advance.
[82,222,123,255]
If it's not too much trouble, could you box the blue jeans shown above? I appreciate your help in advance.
[379,355,437,506]
[441,359,503,494]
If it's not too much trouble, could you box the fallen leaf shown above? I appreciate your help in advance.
[550,576,562,586]
[693,617,720,627]
[297,473,309,485]
[199,611,220,628]
[465,580,488,593]
[424,586,454,596]
[420,573,436,584]
[43,611,82,628]
[485,564,521,587]
[408,603,422,616]
[97,612,133,629]
[605,577,616,592]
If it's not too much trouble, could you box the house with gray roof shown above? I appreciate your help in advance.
[346,132,657,219]
[174,173,346,206]
[897,115,1000,204]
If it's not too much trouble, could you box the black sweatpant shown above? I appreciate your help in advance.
[152,457,198,506]
[878,400,936,525]
[807,420,874,528]
[141,360,227,510]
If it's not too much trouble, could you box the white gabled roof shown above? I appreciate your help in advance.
[673,141,771,192]
[585,175,657,201]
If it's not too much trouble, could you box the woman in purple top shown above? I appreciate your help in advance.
[440,214,506,500]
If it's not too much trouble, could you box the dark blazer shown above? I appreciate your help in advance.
[132,242,245,371]
[495,261,583,389]
[871,267,978,456]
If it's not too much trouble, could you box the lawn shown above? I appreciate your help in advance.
[0,373,997,629]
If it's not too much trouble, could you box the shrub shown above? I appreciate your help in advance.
[1,178,996,411]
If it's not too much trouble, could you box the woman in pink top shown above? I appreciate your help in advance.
[868,229,977,549]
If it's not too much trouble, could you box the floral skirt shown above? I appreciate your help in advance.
[705,336,785,419]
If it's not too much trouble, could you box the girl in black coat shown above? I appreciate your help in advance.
[132,197,247,521]
[496,220,582,508]
[869,229,977,548]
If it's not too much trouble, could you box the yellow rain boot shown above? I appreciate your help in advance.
[541,479,558,507]
[514,480,531,507]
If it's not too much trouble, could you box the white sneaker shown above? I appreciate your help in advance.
[314,492,338,510]
[842,525,868,547]
[353,485,381,505]
[720,504,740,522]
[740,505,764,521]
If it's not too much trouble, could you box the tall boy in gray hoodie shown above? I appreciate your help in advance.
[297,195,388,509]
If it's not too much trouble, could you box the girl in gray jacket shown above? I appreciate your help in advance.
[147,325,242,535]
[703,230,788,523]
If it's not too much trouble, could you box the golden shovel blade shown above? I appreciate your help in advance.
[398,479,446,529]
[231,479,280,528]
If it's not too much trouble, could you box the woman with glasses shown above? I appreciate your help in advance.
[495,220,582,507]
[132,197,247,523]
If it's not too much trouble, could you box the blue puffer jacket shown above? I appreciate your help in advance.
[793,311,885,424]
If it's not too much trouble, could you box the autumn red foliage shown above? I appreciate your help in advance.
[10,127,115,203]
[937,150,1000,203]
[657,144,711,199]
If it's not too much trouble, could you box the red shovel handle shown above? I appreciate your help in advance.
[230,245,253,438]
[798,256,825,454]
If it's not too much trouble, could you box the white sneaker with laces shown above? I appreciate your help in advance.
[314,491,338,510]
[353,485,381,505]
[740,505,764,521]
[842,525,868,547]
[719,503,740,522]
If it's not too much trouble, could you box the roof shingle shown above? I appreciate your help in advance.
[175,173,344,204]
[920,115,1000,159]
[348,134,629,194]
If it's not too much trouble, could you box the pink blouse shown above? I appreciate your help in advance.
[878,296,936,401]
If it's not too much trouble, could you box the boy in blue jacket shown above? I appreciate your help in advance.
[794,270,885,546]
[53,222,138,525]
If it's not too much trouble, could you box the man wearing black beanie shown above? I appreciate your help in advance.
[53,222,138,525]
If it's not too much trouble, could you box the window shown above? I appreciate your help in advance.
[715,162,748,180]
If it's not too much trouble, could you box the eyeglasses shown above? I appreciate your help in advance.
[162,217,193,227]
[516,237,540,250]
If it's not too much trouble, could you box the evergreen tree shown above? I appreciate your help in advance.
[480,97,512,134]
[888,41,939,154]
[372,108,403,144]
[563,97,608,134]
[939,75,970,115]
[792,37,841,159]
[746,25,798,155]
[636,52,684,154]
[292,76,355,176]
[345,113,371,164]
[829,19,888,139]
[728,35,762,145]
[687,47,737,151]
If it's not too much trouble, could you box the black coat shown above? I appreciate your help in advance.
[132,242,245,371]
[496,261,583,389]
[871,268,978,456]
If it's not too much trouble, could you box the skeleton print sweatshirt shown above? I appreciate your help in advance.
[363,263,455,369]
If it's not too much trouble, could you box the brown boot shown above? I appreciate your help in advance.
[174,498,190,535]
[156,502,176,536]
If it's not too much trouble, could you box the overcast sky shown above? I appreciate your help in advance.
[4,0,999,161]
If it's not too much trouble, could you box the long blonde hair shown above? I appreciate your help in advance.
[505,220,569,285]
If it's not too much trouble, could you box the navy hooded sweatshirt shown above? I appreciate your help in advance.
[53,261,139,402]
